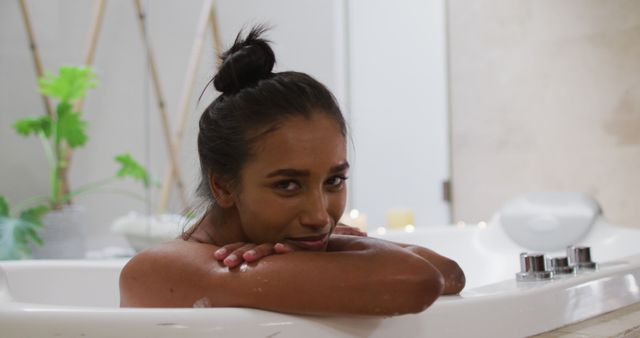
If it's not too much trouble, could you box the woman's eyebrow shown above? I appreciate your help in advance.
[266,169,310,178]
[329,161,350,173]
[265,162,349,178]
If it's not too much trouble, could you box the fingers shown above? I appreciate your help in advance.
[334,225,368,237]
[354,229,368,237]
[222,243,256,268]
[214,242,245,260]
[242,243,274,263]
[274,242,295,254]
[214,242,297,268]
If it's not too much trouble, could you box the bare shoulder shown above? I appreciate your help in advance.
[119,239,222,307]
[123,239,219,273]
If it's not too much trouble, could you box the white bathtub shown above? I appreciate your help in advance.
[1,217,640,338]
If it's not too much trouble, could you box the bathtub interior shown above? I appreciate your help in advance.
[2,215,640,310]
[1,260,124,307]
[380,216,640,289]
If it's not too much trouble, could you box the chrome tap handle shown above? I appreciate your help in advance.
[516,253,552,281]
[567,246,597,270]
[546,256,574,274]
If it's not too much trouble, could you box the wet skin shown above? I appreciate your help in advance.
[119,112,465,315]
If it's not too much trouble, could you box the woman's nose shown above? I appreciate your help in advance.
[300,192,331,229]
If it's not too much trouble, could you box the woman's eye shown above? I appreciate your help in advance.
[274,180,300,192]
[326,175,348,189]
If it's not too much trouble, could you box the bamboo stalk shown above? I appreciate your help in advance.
[84,0,107,65]
[59,0,108,206]
[210,2,223,66]
[158,0,215,211]
[17,0,53,117]
[74,0,107,112]
[133,0,189,208]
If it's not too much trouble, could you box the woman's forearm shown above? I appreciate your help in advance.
[328,235,464,294]
[121,237,446,315]
[385,241,466,294]
[409,246,465,294]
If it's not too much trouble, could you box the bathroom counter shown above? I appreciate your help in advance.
[532,301,640,337]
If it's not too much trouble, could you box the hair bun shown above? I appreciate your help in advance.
[213,25,275,94]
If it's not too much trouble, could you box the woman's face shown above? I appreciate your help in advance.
[232,113,348,251]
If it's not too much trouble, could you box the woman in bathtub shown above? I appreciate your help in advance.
[119,26,465,315]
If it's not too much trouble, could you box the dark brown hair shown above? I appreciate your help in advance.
[197,25,346,201]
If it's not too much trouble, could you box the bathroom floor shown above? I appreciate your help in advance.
[532,301,640,338]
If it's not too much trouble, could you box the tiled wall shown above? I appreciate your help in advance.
[448,1,640,227]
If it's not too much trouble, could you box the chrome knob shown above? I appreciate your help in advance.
[567,246,597,270]
[516,253,552,281]
[521,252,546,272]
[546,256,574,274]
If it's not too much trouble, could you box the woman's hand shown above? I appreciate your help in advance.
[214,242,295,268]
[333,224,367,237]
[214,224,366,268]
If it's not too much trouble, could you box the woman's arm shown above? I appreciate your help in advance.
[209,233,465,295]
[119,235,444,316]
[326,237,465,295]
[390,243,465,294]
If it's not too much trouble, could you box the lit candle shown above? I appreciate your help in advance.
[386,208,415,230]
[339,209,368,232]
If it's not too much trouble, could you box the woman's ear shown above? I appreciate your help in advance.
[208,172,235,208]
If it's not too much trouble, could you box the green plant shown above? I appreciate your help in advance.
[0,65,153,259]
[0,197,48,260]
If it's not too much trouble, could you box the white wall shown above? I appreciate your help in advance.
[348,0,450,227]
[1,0,451,252]
[0,0,347,249]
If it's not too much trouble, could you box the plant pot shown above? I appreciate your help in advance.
[31,205,87,259]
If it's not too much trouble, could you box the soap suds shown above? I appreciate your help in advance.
[239,263,249,272]
[193,297,211,308]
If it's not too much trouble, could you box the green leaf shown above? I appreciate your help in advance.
[19,205,48,247]
[115,153,153,188]
[38,66,97,102]
[0,215,42,260]
[25,227,43,246]
[13,116,52,138]
[0,202,48,259]
[55,100,72,118]
[0,196,8,217]
[19,205,49,228]
[57,102,88,148]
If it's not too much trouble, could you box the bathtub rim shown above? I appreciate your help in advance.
[2,254,640,337]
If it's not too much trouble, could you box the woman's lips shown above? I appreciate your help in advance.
[285,233,329,251]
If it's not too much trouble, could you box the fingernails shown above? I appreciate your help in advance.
[215,248,227,257]
[224,254,237,264]
[244,250,256,258]
[275,243,289,253]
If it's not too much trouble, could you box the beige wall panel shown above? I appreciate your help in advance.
[448,0,640,227]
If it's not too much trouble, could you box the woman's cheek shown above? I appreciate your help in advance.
[329,191,347,222]
[243,196,297,242]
